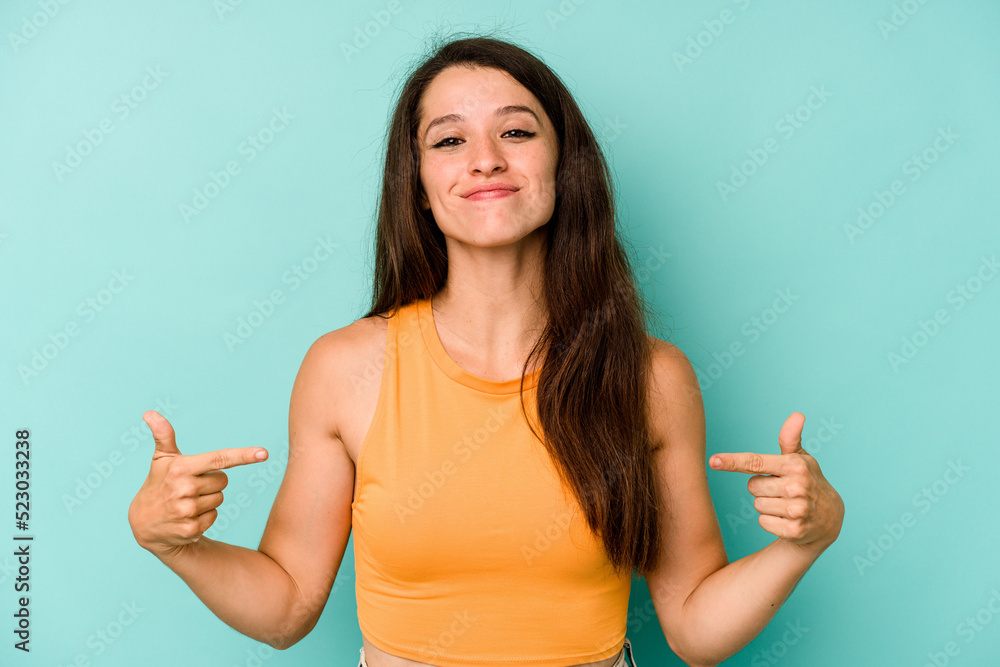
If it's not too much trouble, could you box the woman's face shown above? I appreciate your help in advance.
[416,65,559,249]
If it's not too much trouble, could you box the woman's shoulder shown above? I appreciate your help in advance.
[646,334,691,368]
[643,335,706,465]
[645,334,702,404]
[293,313,392,437]
[308,312,390,372]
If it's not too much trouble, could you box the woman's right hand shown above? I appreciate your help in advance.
[127,410,268,560]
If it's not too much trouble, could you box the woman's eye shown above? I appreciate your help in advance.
[431,129,536,149]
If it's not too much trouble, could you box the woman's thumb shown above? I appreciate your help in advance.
[143,410,181,456]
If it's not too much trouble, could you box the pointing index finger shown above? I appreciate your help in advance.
[187,447,268,475]
[710,451,785,475]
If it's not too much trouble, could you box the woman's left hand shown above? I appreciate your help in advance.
[708,412,845,552]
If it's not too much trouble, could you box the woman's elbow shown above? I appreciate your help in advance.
[261,612,318,651]
[666,634,723,667]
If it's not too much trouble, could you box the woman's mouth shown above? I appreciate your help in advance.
[466,188,517,201]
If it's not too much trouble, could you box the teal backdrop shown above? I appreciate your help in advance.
[2,1,998,665]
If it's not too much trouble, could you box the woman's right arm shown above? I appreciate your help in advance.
[127,330,359,649]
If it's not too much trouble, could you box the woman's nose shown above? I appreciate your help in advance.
[468,137,506,174]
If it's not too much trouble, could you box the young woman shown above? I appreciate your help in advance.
[128,36,844,667]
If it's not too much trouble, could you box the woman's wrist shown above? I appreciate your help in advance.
[774,534,834,562]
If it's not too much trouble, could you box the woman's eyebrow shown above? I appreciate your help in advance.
[423,105,540,142]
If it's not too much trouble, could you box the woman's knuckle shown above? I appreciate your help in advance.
[786,482,806,498]
[180,520,201,538]
[171,499,194,518]
[201,508,218,526]
[165,461,188,480]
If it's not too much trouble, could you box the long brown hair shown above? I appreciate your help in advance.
[362,34,666,578]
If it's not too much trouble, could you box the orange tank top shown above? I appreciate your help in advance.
[350,296,634,665]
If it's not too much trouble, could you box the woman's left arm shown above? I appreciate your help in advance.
[643,339,845,667]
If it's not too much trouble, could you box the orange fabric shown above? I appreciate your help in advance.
[351,296,633,666]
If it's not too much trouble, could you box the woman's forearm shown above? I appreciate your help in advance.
[154,537,310,649]
[670,538,826,667]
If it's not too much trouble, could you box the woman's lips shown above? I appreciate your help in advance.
[466,188,517,201]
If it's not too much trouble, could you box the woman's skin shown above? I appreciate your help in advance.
[128,64,844,667]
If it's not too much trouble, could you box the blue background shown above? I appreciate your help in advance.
[2,1,998,665]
